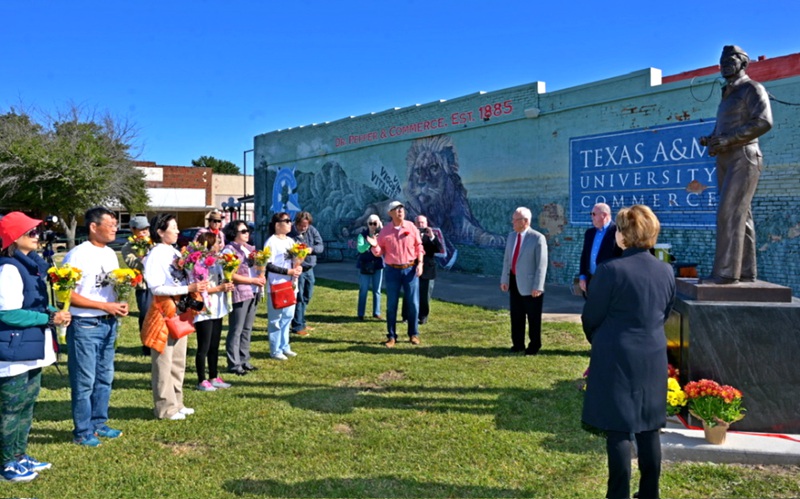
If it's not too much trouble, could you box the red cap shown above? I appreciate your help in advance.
[0,212,42,250]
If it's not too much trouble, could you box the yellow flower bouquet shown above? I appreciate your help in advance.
[250,248,270,276]
[220,253,241,304]
[47,264,83,344]
[128,233,154,258]
[105,268,143,303]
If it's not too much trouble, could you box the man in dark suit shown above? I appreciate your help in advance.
[579,203,622,297]
[500,207,548,355]
[416,215,443,324]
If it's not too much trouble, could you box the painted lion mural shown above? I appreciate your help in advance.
[404,135,505,249]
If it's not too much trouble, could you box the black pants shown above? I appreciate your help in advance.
[509,274,543,352]
[418,278,434,321]
[195,318,223,384]
[136,288,153,356]
[606,429,661,499]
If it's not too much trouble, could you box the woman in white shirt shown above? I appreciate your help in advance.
[193,232,233,391]
[142,214,207,420]
[0,212,70,482]
[264,212,303,360]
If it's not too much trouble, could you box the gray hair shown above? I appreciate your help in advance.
[515,207,532,222]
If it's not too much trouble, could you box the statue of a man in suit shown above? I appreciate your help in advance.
[700,45,773,284]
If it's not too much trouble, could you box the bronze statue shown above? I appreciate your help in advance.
[700,45,772,284]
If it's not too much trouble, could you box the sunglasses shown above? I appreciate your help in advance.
[238,229,250,234]
[278,219,292,224]
[368,222,378,225]
[25,229,40,238]
[209,219,222,223]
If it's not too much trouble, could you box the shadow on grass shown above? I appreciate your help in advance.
[32,401,156,423]
[223,476,527,498]
[326,344,589,359]
[248,380,596,455]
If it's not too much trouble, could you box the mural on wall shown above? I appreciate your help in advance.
[271,167,302,216]
[339,135,506,268]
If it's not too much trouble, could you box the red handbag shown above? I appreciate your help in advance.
[270,281,297,309]
[165,311,195,340]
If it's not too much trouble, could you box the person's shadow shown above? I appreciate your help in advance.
[223,475,526,497]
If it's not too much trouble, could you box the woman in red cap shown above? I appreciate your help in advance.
[0,212,71,482]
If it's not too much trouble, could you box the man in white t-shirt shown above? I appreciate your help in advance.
[63,207,129,447]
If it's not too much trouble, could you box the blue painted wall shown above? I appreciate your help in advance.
[254,67,800,295]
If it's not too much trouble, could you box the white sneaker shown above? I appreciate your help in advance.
[179,407,195,415]
[271,353,289,361]
[283,350,298,357]
[168,412,186,420]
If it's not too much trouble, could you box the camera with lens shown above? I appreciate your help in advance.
[176,294,204,313]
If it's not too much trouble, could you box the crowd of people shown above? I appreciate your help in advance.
[0,200,676,498]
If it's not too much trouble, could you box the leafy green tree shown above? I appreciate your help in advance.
[191,155,241,174]
[0,106,149,248]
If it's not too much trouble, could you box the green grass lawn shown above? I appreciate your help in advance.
[17,278,800,497]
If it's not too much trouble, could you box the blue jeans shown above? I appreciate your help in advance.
[357,269,383,318]
[67,316,117,440]
[384,266,419,339]
[268,298,295,356]
[291,268,315,333]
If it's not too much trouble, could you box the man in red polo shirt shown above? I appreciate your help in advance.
[367,201,424,348]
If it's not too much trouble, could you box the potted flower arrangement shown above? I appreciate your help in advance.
[684,379,745,444]
[666,373,687,417]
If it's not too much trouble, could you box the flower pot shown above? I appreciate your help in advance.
[702,420,730,445]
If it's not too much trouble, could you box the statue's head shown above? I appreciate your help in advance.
[720,45,749,79]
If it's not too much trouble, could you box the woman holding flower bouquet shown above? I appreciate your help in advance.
[0,212,69,482]
[264,212,303,361]
[193,232,234,391]
[142,214,208,420]
[581,205,675,499]
[221,220,266,376]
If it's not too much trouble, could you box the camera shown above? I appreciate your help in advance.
[176,295,204,313]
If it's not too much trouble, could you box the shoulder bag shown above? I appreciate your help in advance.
[270,280,297,309]
[165,295,197,340]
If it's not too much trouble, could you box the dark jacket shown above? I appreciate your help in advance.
[420,232,443,280]
[581,248,675,433]
[579,223,622,279]
[0,250,50,361]
[356,230,385,273]
[290,225,324,270]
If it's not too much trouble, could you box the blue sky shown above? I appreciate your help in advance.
[2,0,798,171]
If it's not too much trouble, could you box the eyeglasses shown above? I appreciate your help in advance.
[209,219,222,223]
[238,229,250,234]
[24,229,40,238]
[278,219,292,224]
[368,222,378,226]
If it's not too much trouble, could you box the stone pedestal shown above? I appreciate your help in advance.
[667,287,800,432]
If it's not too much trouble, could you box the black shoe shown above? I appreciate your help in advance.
[525,348,540,356]
[358,316,365,321]
[510,346,525,353]
[228,367,247,376]
[243,364,258,372]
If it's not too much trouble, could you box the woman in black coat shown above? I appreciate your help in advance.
[581,205,675,499]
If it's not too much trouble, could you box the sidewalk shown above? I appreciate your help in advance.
[314,261,800,465]
[314,261,584,323]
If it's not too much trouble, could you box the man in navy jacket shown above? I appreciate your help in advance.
[579,203,622,297]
